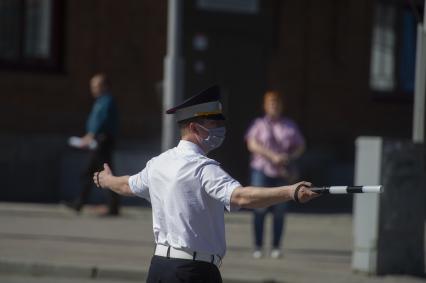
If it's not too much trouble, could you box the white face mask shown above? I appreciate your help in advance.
[196,124,226,153]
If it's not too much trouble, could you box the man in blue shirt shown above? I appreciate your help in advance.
[67,73,120,216]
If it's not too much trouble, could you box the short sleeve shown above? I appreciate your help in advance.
[289,122,305,152]
[86,97,110,135]
[200,163,242,211]
[245,119,261,142]
[128,162,151,201]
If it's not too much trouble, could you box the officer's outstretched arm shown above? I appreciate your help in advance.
[93,163,135,196]
[230,181,317,209]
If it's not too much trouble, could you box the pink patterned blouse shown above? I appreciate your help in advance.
[245,116,305,178]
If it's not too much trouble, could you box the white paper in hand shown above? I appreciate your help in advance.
[68,136,98,150]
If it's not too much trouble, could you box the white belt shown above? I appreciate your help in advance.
[154,244,222,267]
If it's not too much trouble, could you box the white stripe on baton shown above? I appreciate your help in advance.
[310,185,383,194]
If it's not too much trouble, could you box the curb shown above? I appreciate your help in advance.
[0,259,146,281]
[0,259,281,283]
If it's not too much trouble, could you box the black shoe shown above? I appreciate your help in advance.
[107,208,120,216]
[63,201,82,213]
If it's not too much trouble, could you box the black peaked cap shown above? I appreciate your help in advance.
[166,85,225,122]
[166,85,221,114]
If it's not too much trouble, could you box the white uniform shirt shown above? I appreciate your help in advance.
[128,140,241,258]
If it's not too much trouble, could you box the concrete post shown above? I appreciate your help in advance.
[352,137,425,276]
[162,0,184,151]
[412,1,426,143]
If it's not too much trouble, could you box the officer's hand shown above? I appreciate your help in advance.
[289,181,319,203]
[93,163,113,189]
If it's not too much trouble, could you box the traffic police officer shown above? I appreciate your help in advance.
[94,85,318,282]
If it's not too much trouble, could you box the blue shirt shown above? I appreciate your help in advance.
[86,92,118,137]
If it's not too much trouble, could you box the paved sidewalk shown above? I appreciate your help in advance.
[0,203,424,283]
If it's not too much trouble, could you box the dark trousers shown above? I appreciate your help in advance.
[146,256,222,283]
[77,135,120,214]
[251,169,288,249]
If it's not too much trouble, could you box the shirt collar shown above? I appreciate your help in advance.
[264,115,284,123]
[95,91,111,100]
[178,140,206,156]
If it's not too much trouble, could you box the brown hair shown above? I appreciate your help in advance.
[264,90,282,102]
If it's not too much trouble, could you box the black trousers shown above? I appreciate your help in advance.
[78,135,120,214]
[146,256,222,283]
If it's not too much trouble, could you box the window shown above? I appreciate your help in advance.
[197,0,259,14]
[0,0,64,71]
[369,0,422,97]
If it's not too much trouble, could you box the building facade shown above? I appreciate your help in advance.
[0,0,420,210]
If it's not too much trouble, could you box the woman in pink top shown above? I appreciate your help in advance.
[245,90,305,259]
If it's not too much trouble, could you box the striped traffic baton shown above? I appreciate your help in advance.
[309,185,383,194]
[294,185,383,203]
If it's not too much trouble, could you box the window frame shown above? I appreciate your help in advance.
[0,0,65,72]
[370,0,422,102]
